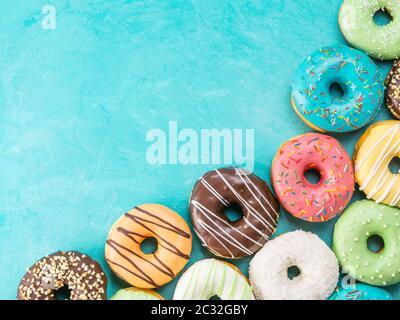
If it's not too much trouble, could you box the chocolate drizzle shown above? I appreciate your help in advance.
[106,240,160,287]
[190,167,280,259]
[133,207,191,238]
[125,211,190,259]
[105,205,191,288]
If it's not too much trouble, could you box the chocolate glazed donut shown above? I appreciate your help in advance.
[385,60,400,119]
[17,251,107,300]
[189,167,280,259]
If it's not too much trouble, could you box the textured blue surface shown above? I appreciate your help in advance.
[0,0,398,300]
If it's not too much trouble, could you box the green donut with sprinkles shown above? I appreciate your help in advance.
[339,0,400,60]
[333,200,400,286]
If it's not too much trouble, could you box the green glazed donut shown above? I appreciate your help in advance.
[110,288,164,300]
[333,200,400,286]
[339,0,400,60]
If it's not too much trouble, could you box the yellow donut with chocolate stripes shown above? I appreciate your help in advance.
[354,120,400,207]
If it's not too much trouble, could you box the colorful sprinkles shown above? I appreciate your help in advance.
[271,133,355,222]
[291,45,383,133]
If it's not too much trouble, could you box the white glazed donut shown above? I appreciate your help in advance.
[173,259,255,300]
[249,230,339,300]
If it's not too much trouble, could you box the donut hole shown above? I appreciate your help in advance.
[389,157,400,174]
[54,284,71,300]
[329,82,345,99]
[304,168,322,185]
[209,295,222,300]
[367,234,385,253]
[140,237,158,254]
[373,8,393,27]
[224,203,243,223]
[287,265,301,280]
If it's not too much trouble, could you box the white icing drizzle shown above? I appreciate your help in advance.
[389,184,400,206]
[376,174,398,203]
[359,125,399,190]
[367,170,390,198]
[200,178,230,206]
[192,201,258,256]
[214,169,276,231]
[197,220,236,258]
[191,168,278,257]
[357,123,400,205]
[235,168,279,216]
[356,125,398,171]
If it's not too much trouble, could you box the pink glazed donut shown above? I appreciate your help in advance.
[271,133,354,222]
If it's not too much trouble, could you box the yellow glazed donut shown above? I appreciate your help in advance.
[354,120,400,207]
[105,204,192,289]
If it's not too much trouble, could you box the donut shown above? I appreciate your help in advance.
[17,251,107,300]
[354,120,400,207]
[249,230,339,300]
[271,133,354,222]
[105,204,192,289]
[173,259,254,300]
[291,45,383,132]
[385,60,400,119]
[189,167,279,259]
[333,200,400,286]
[339,0,400,60]
[329,283,392,300]
[110,288,164,300]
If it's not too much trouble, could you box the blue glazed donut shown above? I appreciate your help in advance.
[291,45,383,133]
[329,283,392,300]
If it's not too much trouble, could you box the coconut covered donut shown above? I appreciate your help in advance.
[249,230,339,300]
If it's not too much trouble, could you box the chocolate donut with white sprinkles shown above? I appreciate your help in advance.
[17,251,107,300]
[190,167,280,259]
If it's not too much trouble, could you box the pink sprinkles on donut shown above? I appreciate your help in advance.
[272,133,355,222]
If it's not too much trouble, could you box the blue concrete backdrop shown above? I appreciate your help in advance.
[0,0,398,299]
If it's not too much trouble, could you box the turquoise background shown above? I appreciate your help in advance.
[0,0,398,299]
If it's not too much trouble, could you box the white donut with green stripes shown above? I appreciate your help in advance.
[173,259,255,300]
